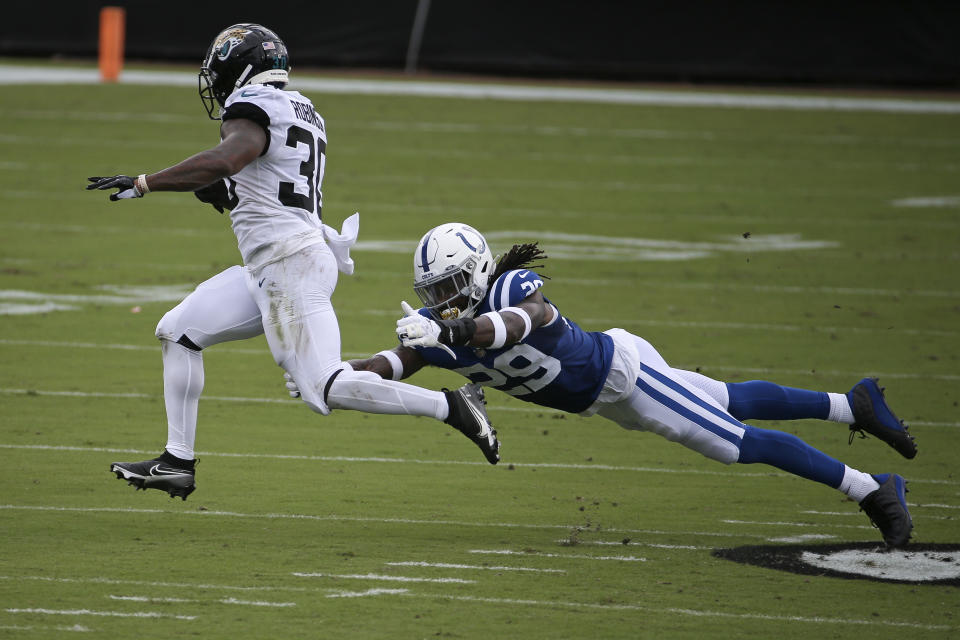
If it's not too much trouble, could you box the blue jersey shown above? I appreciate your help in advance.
[414,270,615,413]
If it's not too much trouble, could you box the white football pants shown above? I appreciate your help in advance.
[154,242,447,458]
[591,329,745,464]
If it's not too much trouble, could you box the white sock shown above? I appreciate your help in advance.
[838,465,880,502]
[327,369,448,421]
[161,340,204,460]
[827,392,855,424]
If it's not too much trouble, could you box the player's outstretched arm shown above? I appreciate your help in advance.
[397,292,548,351]
[86,118,266,199]
[348,346,427,380]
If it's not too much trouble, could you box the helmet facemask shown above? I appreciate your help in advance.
[415,257,486,321]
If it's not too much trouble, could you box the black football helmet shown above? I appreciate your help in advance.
[198,24,290,120]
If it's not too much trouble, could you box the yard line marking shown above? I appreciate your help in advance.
[468,549,645,562]
[766,534,839,543]
[582,317,958,339]
[891,196,960,208]
[107,594,295,607]
[220,597,296,608]
[326,588,409,599]
[559,540,710,551]
[386,561,565,573]
[0,624,93,633]
[4,444,958,486]
[722,519,872,530]
[109,595,192,603]
[6,338,960,387]
[292,572,475,584]
[4,608,196,620]
[3,65,959,114]
[6,339,960,389]
[0,338,269,355]
[0,505,772,538]
[1,574,311,593]
[802,510,954,521]
[398,593,952,630]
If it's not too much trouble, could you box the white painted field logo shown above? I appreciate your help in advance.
[713,543,960,585]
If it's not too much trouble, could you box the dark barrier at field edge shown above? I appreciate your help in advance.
[2,1,959,87]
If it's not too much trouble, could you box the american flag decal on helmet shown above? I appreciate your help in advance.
[262,41,276,50]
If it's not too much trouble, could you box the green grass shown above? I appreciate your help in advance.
[1,65,959,638]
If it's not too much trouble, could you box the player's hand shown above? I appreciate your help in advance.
[194,179,234,213]
[86,175,144,200]
[397,307,442,348]
[397,301,457,358]
[283,372,301,398]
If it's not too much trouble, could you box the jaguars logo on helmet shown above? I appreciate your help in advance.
[198,24,290,120]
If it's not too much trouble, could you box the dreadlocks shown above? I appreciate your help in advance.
[490,242,549,283]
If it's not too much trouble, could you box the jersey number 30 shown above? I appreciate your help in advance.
[278,124,326,216]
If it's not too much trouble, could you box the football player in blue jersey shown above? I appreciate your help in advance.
[331,222,916,547]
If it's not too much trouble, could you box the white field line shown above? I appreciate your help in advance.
[326,588,409,599]
[722,519,872,530]
[108,595,192,603]
[2,65,959,114]
[0,623,93,633]
[468,549,645,562]
[108,594,295,607]
[891,196,960,208]
[398,592,953,631]
[4,607,195,620]
[291,572,474,584]
[0,574,310,593]
[1,167,930,201]
[557,540,710,551]
[4,444,958,487]
[6,338,960,388]
[4,574,949,631]
[0,504,772,539]
[386,561,566,573]
[579,317,958,339]
[766,534,839,543]
[803,510,954,521]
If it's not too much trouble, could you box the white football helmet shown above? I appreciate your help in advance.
[413,223,494,321]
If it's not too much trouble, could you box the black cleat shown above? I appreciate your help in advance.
[444,383,500,464]
[848,377,917,459]
[110,453,196,500]
[859,473,913,548]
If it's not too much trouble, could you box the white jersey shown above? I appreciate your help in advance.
[221,84,327,267]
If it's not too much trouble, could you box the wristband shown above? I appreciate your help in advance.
[480,311,507,348]
[437,316,477,346]
[501,306,533,340]
[135,174,151,196]
[375,350,404,380]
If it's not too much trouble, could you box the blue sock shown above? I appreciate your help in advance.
[726,381,829,421]
[737,424,844,488]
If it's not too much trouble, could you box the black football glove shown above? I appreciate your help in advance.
[194,179,237,213]
[86,175,146,200]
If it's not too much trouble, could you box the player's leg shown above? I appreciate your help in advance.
[251,244,499,462]
[672,369,915,458]
[595,332,912,546]
[112,265,265,498]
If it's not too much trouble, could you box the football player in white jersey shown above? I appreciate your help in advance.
[328,222,915,547]
[86,25,499,500]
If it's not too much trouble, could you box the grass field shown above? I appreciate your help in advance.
[1,62,959,638]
